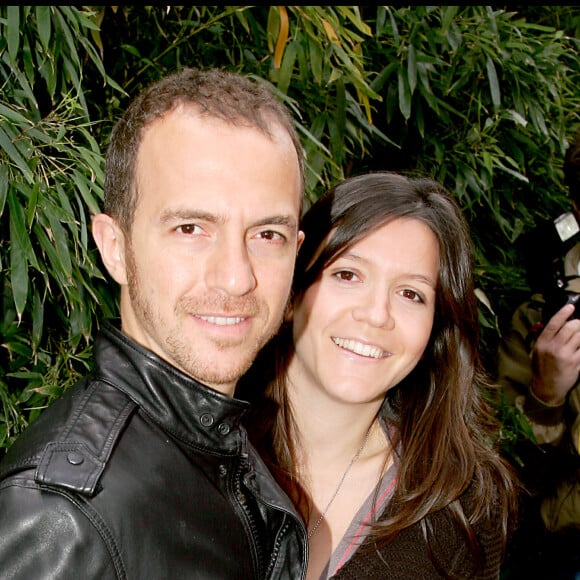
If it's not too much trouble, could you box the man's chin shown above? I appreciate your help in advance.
[185,357,257,394]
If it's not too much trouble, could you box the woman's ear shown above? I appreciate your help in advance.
[91,213,128,285]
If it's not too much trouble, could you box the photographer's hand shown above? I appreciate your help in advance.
[531,303,580,406]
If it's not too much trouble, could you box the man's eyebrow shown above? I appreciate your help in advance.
[158,210,298,229]
[159,209,219,225]
[253,215,298,229]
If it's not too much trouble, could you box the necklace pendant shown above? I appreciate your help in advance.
[307,422,374,540]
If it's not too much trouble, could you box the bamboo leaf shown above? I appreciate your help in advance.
[0,164,8,218]
[45,206,73,281]
[25,182,40,230]
[486,56,501,108]
[0,126,34,183]
[6,6,20,64]
[33,222,68,290]
[277,41,298,96]
[407,44,417,95]
[0,103,31,127]
[8,193,29,318]
[54,8,81,69]
[36,5,52,52]
[398,70,412,121]
[31,287,44,350]
[10,67,38,111]
[330,79,346,165]
[308,40,323,86]
[272,6,289,69]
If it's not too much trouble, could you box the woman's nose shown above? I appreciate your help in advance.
[351,290,395,329]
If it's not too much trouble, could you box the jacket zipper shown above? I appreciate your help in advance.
[265,519,289,579]
[251,491,309,580]
[234,457,264,578]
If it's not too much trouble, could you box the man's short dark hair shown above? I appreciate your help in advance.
[104,67,304,233]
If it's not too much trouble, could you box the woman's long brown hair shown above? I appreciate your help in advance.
[239,172,518,575]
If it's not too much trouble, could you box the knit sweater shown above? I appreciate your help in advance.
[332,486,503,580]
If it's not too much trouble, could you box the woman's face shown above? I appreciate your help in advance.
[288,217,439,406]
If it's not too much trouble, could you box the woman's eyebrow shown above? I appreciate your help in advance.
[337,251,437,286]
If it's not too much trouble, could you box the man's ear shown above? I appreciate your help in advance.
[91,213,128,285]
[297,230,305,252]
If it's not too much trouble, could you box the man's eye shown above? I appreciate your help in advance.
[177,224,201,235]
[258,230,285,241]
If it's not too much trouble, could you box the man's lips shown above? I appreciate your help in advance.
[195,315,248,326]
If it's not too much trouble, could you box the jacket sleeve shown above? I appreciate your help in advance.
[0,471,119,579]
[497,298,569,446]
[570,388,580,455]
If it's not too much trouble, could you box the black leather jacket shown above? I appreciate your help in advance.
[0,320,307,579]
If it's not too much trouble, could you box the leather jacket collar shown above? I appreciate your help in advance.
[97,319,250,455]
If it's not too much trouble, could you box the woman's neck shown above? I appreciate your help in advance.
[286,374,384,465]
[286,383,392,580]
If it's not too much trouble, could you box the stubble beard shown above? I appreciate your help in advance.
[125,245,282,388]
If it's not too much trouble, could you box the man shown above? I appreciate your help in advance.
[497,134,580,578]
[0,68,307,579]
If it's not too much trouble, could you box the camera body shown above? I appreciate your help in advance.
[543,281,580,322]
[534,211,580,323]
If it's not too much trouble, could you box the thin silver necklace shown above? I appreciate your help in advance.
[307,422,374,540]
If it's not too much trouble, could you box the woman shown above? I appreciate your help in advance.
[240,172,517,579]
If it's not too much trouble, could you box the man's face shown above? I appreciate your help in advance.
[114,106,303,395]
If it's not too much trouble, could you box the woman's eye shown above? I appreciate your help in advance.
[401,289,423,303]
[334,270,358,282]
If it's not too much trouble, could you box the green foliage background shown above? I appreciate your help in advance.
[1,5,579,454]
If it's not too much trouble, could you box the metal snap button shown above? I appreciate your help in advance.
[200,413,214,427]
[67,452,84,465]
[217,423,231,435]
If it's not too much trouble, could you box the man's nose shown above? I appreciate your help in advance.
[205,235,257,296]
